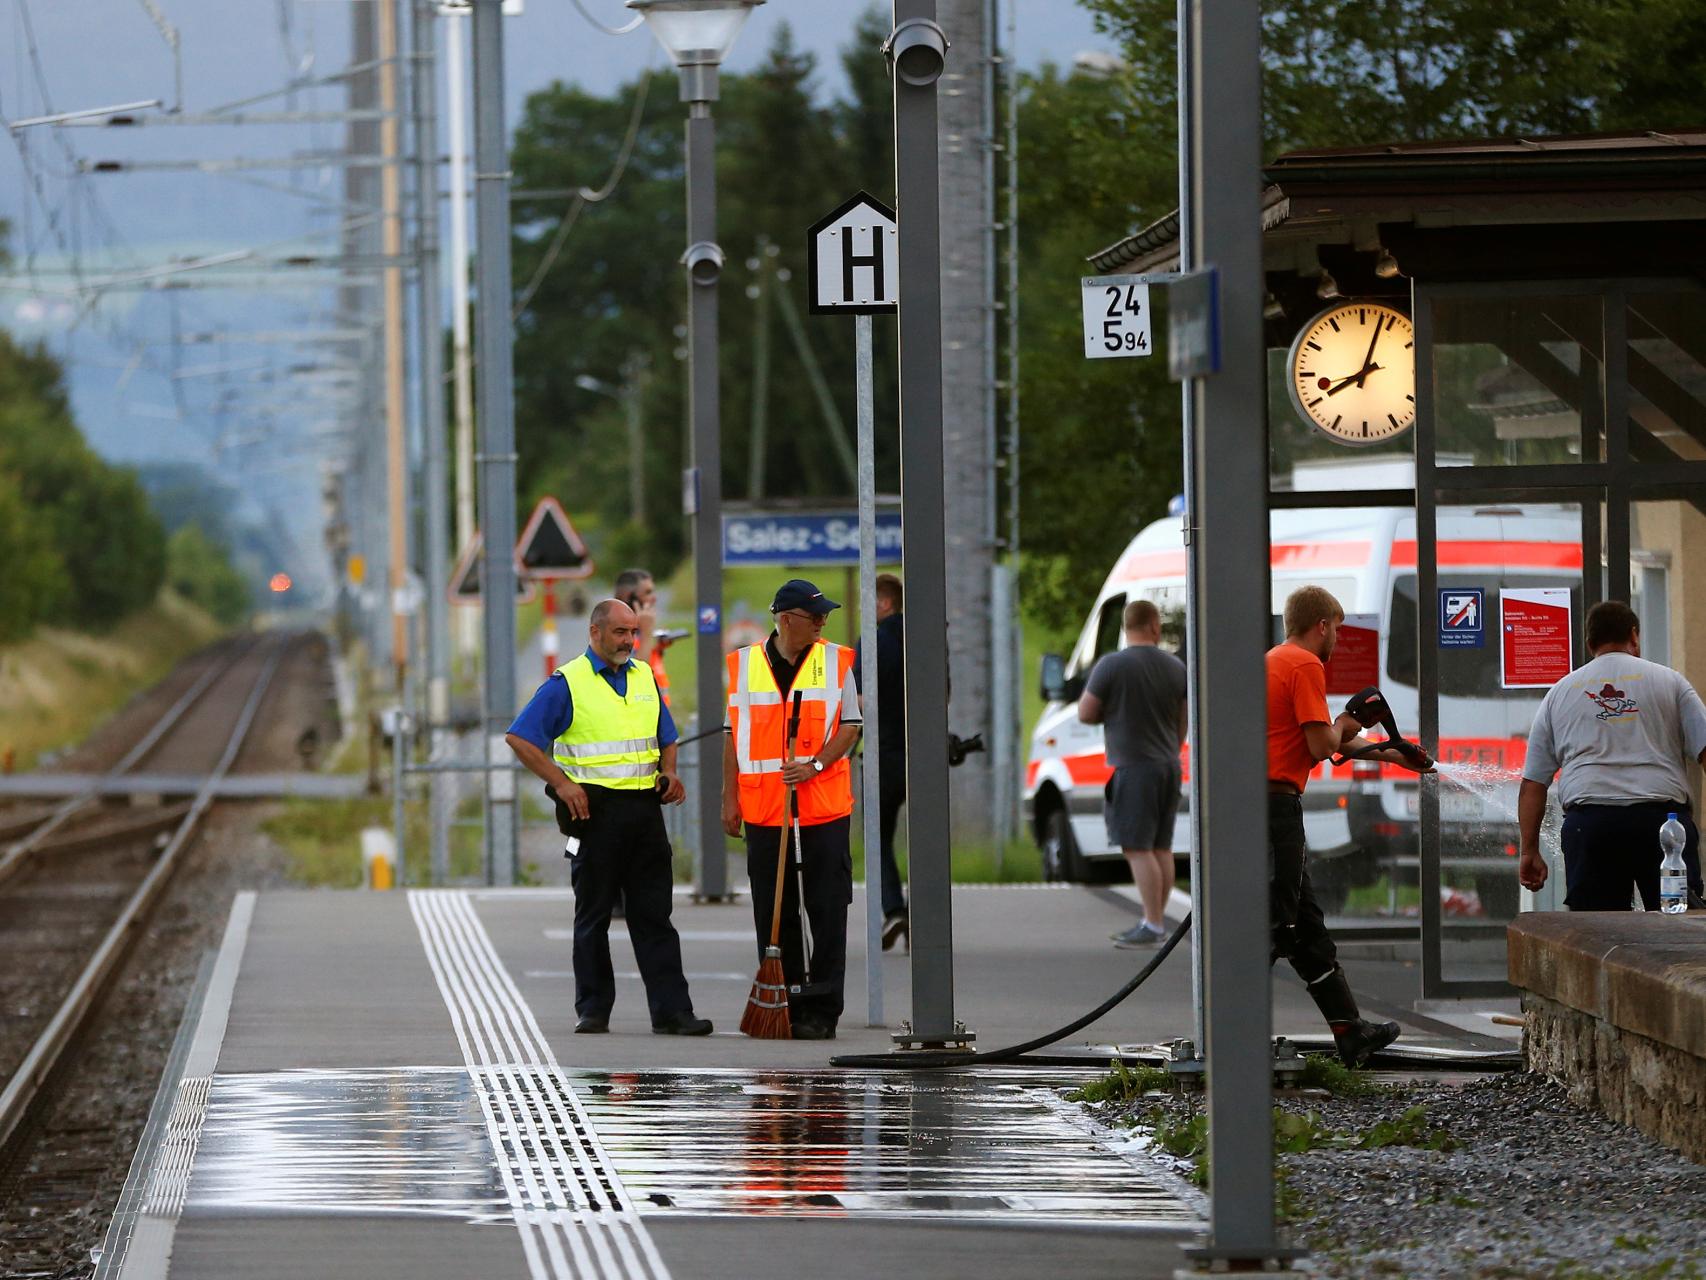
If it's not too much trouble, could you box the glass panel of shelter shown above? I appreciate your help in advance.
[1627,292,1706,465]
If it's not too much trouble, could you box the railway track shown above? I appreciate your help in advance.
[0,633,291,1155]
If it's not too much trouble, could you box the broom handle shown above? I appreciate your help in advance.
[767,690,805,948]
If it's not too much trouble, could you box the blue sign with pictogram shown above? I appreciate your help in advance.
[698,605,721,635]
[1439,588,1485,648]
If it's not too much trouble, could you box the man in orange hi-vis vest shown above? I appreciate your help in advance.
[723,579,863,1039]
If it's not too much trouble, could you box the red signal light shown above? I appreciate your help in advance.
[269,573,293,594]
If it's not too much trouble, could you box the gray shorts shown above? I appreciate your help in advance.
[1104,760,1182,852]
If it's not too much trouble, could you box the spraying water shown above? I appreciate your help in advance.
[1433,759,1564,882]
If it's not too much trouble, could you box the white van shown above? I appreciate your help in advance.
[1024,475,1585,914]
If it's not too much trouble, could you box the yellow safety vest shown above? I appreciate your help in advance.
[552,654,662,790]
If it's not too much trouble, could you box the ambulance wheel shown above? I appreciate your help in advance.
[1042,808,1083,883]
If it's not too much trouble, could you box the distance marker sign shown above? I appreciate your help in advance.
[1081,275,1152,359]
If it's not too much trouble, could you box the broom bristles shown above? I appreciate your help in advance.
[740,948,791,1039]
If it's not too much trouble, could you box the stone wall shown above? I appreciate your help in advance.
[1523,991,1706,1162]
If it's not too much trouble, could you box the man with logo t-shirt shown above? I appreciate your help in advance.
[1519,600,1706,910]
[1269,586,1433,1066]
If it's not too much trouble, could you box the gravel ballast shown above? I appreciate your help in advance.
[1075,1069,1706,1279]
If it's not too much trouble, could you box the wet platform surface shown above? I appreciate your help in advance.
[97,883,1468,1279]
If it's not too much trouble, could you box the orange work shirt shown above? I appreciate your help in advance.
[1266,643,1329,793]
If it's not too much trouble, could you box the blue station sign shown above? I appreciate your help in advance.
[722,510,902,566]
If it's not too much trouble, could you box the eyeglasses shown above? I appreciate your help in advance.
[778,610,826,627]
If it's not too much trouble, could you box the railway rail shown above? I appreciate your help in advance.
[0,633,290,1155]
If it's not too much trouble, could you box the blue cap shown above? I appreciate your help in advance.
[771,578,840,615]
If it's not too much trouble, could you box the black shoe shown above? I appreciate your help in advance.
[792,1020,837,1041]
[881,911,909,952]
[1332,1018,1400,1067]
[575,1014,609,1034]
[652,1010,713,1036]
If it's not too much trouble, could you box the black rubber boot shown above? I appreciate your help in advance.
[1307,966,1400,1066]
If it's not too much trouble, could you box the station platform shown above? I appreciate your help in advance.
[94,882,1484,1280]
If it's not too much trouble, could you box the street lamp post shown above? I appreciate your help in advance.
[628,0,764,901]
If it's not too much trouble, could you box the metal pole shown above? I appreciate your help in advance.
[625,355,647,529]
[379,0,410,701]
[1177,0,1206,1062]
[446,7,480,670]
[890,2,967,1048]
[683,66,729,901]
[1189,0,1276,1264]
[413,0,453,887]
[856,313,884,1027]
[471,0,519,886]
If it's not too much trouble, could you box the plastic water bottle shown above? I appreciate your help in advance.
[1659,813,1688,915]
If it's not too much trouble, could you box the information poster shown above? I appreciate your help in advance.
[1500,588,1573,689]
[1325,613,1381,695]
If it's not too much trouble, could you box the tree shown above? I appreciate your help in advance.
[504,18,902,576]
[167,525,252,625]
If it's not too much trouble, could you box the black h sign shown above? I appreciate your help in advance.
[842,226,885,304]
[808,190,898,315]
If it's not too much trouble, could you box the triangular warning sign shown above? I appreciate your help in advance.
[449,532,537,606]
[514,497,594,580]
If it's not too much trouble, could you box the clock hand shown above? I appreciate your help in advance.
[1324,364,1381,396]
[1353,316,1384,387]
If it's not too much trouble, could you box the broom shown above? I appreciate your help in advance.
[741,690,806,1039]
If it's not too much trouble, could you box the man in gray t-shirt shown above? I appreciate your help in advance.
[1079,599,1188,946]
[1519,600,1706,910]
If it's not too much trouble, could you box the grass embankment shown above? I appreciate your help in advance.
[0,589,226,772]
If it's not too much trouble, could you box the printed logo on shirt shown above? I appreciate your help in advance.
[1584,682,1639,722]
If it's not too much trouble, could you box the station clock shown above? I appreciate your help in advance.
[1285,301,1416,446]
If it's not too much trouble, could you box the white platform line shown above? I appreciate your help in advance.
[410,890,672,1280]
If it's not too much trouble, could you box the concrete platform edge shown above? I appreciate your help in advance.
[99,892,257,1280]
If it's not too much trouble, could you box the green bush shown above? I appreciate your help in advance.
[167,525,252,625]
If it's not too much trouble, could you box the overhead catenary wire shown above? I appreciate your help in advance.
[512,63,654,320]
[567,0,644,37]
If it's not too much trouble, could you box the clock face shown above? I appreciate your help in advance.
[1286,302,1416,446]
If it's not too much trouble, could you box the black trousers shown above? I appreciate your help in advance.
[1268,795,1345,988]
[745,815,852,1027]
[1562,801,1703,911]
[567,786,692,1022]
[878,755,908,918]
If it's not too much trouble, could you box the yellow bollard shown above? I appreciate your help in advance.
[361,827,396,890]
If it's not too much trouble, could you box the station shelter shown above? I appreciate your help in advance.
[1091,130,1706,998]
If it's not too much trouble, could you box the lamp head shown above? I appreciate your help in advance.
[625,0,763,67]
[884,17,949,86]
[683,241,724,286]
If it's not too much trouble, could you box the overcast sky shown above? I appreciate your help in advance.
[0,1,1115,572]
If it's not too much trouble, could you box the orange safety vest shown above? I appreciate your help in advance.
[646,645,671,706]
[726,638,857,828]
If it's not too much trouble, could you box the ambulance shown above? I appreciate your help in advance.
[1023,462,1586,914]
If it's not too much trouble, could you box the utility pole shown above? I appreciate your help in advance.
[471,0,520,885]
[937,0,999,839]
[1186,0,1281,1267]
[379,0,410,704]
[413,0,453,886]
[446,6,480,670]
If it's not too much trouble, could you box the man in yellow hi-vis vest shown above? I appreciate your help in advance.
[507,598,711,1036]
[723,579,863,1039]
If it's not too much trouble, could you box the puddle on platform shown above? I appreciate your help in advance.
[189,1068,511,1223]
[573,1069,1197,1224]
[184,1067,1196,1227]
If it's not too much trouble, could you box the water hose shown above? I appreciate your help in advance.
[829,913,1192,1069]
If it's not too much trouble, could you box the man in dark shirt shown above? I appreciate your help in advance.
[1079,599,1187,947]
[854,573,909,948]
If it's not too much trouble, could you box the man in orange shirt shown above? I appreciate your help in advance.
[1269,585,1433,1065]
